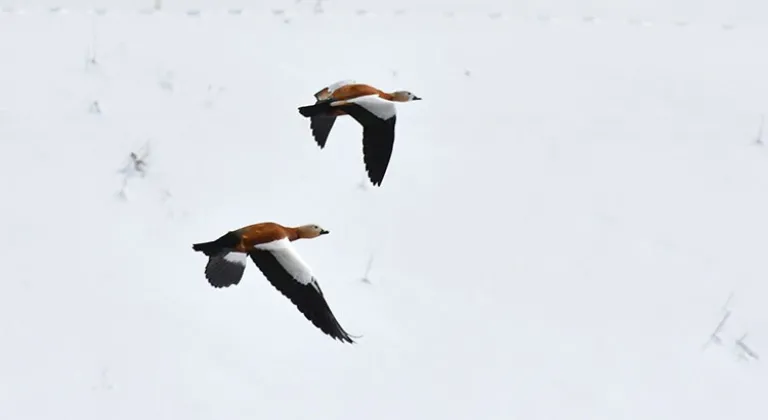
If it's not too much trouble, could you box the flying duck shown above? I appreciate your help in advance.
[298,80,421,187]
[192,222,356,343]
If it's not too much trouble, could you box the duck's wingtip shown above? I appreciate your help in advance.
[340,332,363,344]
[366,174,384,187]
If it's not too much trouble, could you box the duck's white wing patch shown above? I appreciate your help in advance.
[326,80,356,94]
[340,94,396,120]
[223,251,247,266]
[315,80,357,100]
[253,238,315,287]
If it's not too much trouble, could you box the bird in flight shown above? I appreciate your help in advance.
[298,80,421,187]
[192,221,357,343]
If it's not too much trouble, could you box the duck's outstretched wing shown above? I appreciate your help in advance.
[249,238,356,343]
[332,95,397,186]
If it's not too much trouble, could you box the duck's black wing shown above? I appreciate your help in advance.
[334,102,397,187]
[248,243,356,343]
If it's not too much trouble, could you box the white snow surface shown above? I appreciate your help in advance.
[1,7,768,420]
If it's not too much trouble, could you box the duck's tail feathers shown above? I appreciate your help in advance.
[192,231,240,257]
[298,100,334,118]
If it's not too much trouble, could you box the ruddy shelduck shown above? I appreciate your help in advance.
[192,221,356,343]
[298,80,421,187]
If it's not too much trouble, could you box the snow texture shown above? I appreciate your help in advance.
[0,4,767,420]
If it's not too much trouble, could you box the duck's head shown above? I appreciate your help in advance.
[297,224,330,238]
[392,90,422,102]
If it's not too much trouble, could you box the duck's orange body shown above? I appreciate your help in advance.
[230,222,310,252]
[321,83,394,102]
[314,83,397,118]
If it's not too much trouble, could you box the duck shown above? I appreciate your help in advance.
[192,221,356,343]
[298,80,421,187]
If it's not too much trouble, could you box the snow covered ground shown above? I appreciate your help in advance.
[1,5,767,420]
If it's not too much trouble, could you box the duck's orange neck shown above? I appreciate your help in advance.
[285,227,301,241]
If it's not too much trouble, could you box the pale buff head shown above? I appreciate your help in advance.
[296,224,330,239]
[392,90,422,102]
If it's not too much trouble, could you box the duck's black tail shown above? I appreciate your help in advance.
[192,231,240,257]
[298,100,335,118]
